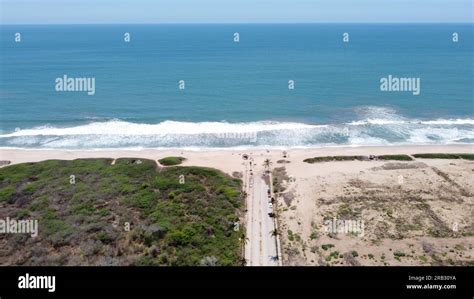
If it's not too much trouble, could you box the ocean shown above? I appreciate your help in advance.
[0,24,473,149]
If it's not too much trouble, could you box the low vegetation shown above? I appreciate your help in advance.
[283,153,474,266]
[158,156,186,166]
[321,244,335,251]
[304,156,366,163]
[304,153,474,163]
[0,158,243,266]
[412,153,474,160]
[303,154,412,163]
[377,155,413,161]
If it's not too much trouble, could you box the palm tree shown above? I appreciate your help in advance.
[263,158,272,173]
[239,232,249,263]
[270,229,280,262]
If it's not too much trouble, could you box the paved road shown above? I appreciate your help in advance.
[246,167,279,266]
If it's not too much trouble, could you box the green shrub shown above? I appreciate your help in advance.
[96,208,110,217]
[304,156,365,163]
[377,155,413,161]
[288,230,295,241]
[326,251,340,261]
[394,251,406,261]
[0,186,15,202]
[304,154,414,163]
[0,158,243,266]
[158,157,186,166]
[413,153,474,160]
[97,231,114,244]
[70,203,95,216]
[322,244,335,251]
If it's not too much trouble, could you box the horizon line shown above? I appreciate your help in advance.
[1,22,473,26]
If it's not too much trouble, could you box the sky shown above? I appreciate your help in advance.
[1,0,472,24]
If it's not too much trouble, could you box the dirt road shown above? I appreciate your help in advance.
[245,162,279,266]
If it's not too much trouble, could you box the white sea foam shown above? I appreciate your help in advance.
[0,116,473,149]
[418,119,474,125]
[347,118,474,126]
[349,106,474,126]
[0,120,323,137]
[407,127,474,144]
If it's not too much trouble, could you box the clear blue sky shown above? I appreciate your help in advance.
[1,0,472,24]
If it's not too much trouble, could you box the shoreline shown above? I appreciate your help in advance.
[1,143,474,151]
[1,144,472,169]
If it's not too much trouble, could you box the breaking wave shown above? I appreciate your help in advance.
[1,108,473,149]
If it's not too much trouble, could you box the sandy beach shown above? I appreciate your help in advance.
[1,144,473,266]
[1,144,473,174]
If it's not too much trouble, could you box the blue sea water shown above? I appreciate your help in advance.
[0,24,473,149]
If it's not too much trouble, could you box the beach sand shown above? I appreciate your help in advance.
[1,144,473,266]
[1,144,473,174]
